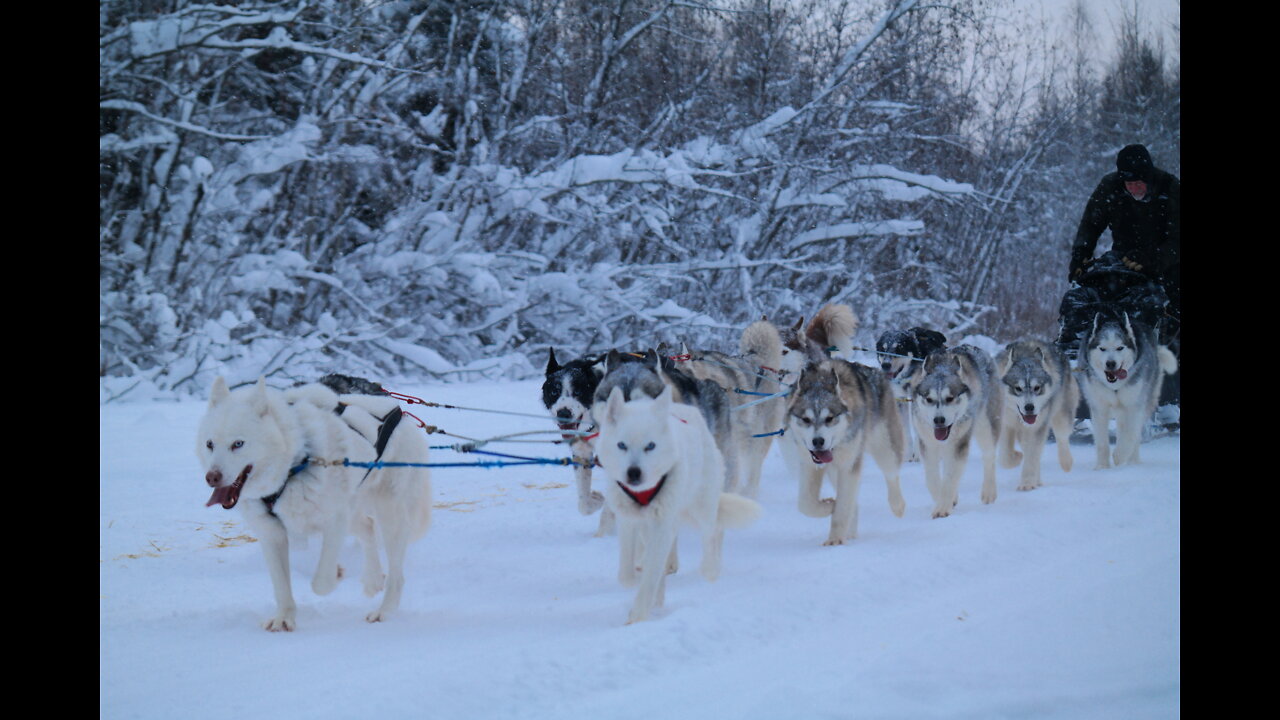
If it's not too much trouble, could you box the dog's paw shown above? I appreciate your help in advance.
[626,607,651,625]
[931,508,951,519]
[362,571,386,597]
[365,609,389,623]
[263,613,296,632]
[578,490,605,515]
[821,537,847,546]
[981,488,997,504]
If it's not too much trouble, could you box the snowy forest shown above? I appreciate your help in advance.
[99,0,1180,401]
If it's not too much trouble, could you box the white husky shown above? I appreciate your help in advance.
[1078,312,1178,468]
[595,385,761,624]
[196,377,432,631]
[912,346,1002,518]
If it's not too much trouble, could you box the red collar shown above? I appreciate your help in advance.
[618,474,668,506]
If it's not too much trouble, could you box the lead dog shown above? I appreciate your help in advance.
[783,358,906,545]
[196,377,431,631]
[595,385,761,624]
[1078,312,1178,468]
[996,340,1079,490]
[912,346,1001,518]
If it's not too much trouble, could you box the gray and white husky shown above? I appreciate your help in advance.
[1078,312,1178,468]
[876,327,948,462]
[911,345,1002,518]
[681,319,788,498]
[782,359,906,545]
[996,340,1079,490]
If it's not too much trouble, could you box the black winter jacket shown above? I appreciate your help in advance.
[1070,168,1180,285]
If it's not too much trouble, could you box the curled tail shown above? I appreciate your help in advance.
[717,492,763,529]
[807,304,859,357]
[740,319,784,372]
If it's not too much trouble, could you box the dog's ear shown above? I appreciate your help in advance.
[643,348,661,370]
[606,385,626,425]
[1121,312,1136,342]
[654,383,673,415]
[546,348,560,375]
[251,376,272,417]
[606,348,624,372]
[792,316,804,332]
[209,376,230,408]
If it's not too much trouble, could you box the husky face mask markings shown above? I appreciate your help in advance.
[996,340,1079,491]
[910,347,1002,518]
[781,359,905,545]
[1078,312,1177,469]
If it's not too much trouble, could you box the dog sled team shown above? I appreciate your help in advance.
[197,302,1175,630]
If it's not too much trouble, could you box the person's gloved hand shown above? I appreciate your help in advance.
[1121,256,1144,272]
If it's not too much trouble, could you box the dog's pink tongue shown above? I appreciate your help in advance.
[206,485,238,509]
[810,449,834,464]
[1114,368,1128,380]
[934,426,951,441]
[1021,413,1037,425]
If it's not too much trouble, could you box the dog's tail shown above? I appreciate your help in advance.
[1157,346,1178,376]
[806,304,858,357]
[740,319,784,373]
[717,492,763,529]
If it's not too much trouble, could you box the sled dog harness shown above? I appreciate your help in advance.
[262,404,404,517]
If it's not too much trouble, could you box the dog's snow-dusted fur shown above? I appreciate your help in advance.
[876,327,948,462]
[196,377,431,631]
[911,346,1002,518]
[1078,312,1178,468]
[595,385,760,624]
[996,340,1079,490]
[777,303,859,379]
[782,359,906,545]
[541,349,609,533]
[681,319,787,498]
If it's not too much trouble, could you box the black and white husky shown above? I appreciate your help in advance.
[541,349,609,531]
[1078,312,1178,468]
[996,340,1079,490]
[876,327,948,461]
[911,346,1002,518]
[782,358,906,545]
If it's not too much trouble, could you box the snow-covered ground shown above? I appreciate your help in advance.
[100,378,1178,719]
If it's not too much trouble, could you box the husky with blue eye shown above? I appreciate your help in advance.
[783,358,906,545]
[594,384,761,624]
[196,377,431,631]
[1078,312,1177,468]
[912,346,1002,518]
[996,340,1079,491]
